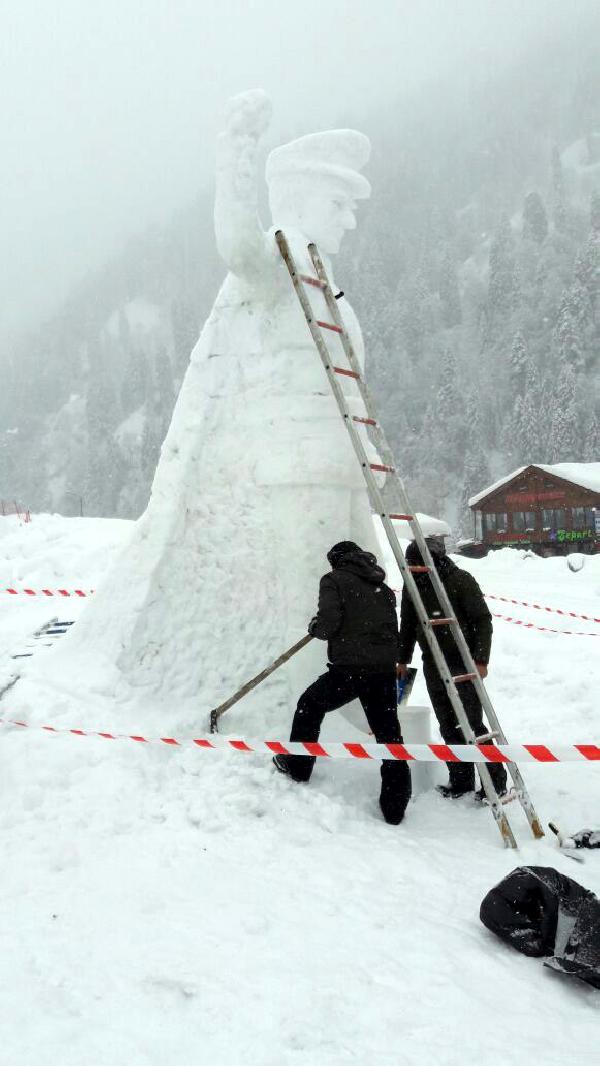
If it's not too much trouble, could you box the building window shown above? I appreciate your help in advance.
[484,513,508,534]
[572,507,586,530]
[512,511,536,533]
[542,508,566,531]
[585,507,596,529]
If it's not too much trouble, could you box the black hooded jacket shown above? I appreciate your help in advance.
[397,554,492,671]
[310,549,399,669]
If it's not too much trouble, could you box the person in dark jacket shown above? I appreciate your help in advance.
[273,541,412,825]
[397,537,508,801]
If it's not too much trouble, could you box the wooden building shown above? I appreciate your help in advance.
[467,463,600,556]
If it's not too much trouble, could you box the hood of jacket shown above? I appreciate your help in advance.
[405,541,457,586]
[334,549,386,585]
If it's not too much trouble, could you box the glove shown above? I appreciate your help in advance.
[308,617,319,637]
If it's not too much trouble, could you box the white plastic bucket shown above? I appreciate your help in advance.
[398,704,436,795]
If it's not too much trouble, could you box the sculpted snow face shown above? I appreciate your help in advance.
[265,123,370,254]
[48,91,380,729]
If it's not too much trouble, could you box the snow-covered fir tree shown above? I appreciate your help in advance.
[548,363,579,463]
[551,145,567,233]
[522,191,549,244]
[487,214,519,322]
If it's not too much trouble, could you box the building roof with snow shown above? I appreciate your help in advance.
[468,463,600,508]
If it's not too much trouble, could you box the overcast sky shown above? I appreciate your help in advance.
[0,0,593,340]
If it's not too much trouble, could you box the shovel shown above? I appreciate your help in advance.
[209,634,314,733]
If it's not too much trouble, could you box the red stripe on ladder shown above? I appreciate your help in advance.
[334,367,360,379]
[370,463,394,473]
[352,415,377,426]
[300,275,325,288]
[317,320,343,334]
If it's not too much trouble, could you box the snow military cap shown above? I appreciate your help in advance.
[266,130,371,200]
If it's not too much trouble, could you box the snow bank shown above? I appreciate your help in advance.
[1,517,599,1064]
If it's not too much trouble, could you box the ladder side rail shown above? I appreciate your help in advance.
[276,232,517,848]
[401,518,543,837]
[373,525,516,848]
[307,243,399,471]
[306,240,543,840]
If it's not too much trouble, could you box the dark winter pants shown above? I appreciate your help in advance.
[424,664,507,793]
[282,665,412,824]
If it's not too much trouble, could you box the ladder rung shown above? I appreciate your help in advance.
[300,274,325,289]
[429,617,456,627]
[333,366,360,379]
[452,673,478,684]
[389,513,413,521]
[352,415,377,426]
[476,731,500,743]
[408,565,430,573]
[317,320,343,334]
[370,463,394,473]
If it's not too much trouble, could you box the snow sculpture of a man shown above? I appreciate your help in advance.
[44,91,380,731]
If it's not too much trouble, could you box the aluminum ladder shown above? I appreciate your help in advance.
[276,230,544,849]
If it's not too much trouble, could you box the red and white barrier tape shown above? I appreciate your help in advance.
[3,586,599,636]
[1,717,599,763]
[490,612,599,637]
[2,588,92,598]
[389,587,599,636]
[486,593,600,625]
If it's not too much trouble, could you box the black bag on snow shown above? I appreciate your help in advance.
[480,866,600,990]
[568,829,600,850]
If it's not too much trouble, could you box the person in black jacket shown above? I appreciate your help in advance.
[397,537,508,800]
[273,541,412,825]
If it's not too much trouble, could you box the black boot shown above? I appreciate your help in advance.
[272,754,292,776]
[436,782,474,799]
[475,764,509,804]
[475,784,513,805]
[379,767,411,824]
[437,761,475,799]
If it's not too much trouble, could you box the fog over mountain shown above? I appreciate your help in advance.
[1,2,598,530]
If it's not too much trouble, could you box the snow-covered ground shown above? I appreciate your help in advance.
[0,514,598,1065]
